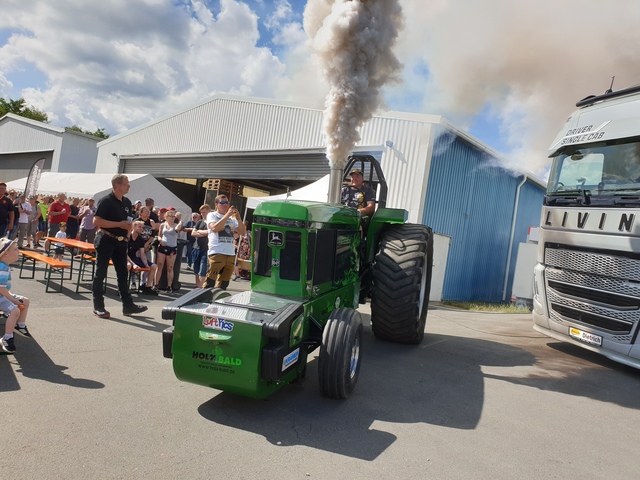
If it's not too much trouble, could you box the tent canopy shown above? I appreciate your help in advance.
[6,172,191,214]
[246,174,330,210]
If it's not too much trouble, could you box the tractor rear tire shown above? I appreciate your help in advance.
[318,308,363,399]
[371,224,433,344]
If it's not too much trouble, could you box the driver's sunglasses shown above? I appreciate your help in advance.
[218,201,229,205]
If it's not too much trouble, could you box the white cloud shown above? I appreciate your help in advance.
[390,0,640,177]
[0,0,291,134]
[0,72,12,93]
[264,0,294,30]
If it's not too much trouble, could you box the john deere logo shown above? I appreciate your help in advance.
[268,231,283,246]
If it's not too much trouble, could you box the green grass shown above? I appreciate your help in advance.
[442,301,531,313]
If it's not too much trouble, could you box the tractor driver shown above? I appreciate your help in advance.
[341,169,376,228]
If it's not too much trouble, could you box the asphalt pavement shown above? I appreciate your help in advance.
[2,262,640,479]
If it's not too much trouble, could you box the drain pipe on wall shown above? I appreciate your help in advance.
[502,174,528,302]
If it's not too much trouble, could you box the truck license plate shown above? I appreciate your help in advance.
[569,327,602,347]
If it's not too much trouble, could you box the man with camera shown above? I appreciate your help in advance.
[205,194,246,290]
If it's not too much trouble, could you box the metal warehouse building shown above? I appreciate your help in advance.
[94,94,546,303]
[0,113,100,180]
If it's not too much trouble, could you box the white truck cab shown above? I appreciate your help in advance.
[533,84,640,369]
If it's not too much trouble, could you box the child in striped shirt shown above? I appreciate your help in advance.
[0,238,31,354]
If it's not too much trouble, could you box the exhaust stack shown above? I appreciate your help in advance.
[328,166,344,204]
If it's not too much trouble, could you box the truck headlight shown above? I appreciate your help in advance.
[532,263,547,317]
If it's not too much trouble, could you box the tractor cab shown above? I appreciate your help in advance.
[341,154,389,212]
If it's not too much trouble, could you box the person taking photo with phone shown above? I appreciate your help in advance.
[205,195,246,290]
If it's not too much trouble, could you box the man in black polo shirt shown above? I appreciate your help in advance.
[92,174,147,318]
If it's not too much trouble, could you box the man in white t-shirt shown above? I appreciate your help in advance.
[206,194,246,290]
[16,194,32,249]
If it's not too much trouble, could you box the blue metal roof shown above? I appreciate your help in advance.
[422,130,544,303]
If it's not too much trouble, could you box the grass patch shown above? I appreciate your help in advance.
[442,301,530,313]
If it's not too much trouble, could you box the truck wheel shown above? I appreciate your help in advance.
[371,224,433,344]
[318,308,363,399]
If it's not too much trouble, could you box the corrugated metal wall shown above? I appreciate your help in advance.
[0,117,63,152]
[360,116,433,223]
[0,116,63,172]
[96,96,326,173]
[58,132,99,173]
[422,129,544,303]
[121,152,329,180]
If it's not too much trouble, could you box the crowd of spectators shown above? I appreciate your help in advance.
[0,181,254,297]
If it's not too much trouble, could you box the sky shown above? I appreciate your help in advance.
[2,0,640,180]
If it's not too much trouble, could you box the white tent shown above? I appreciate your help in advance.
[6,173,191,214]
[246,175,330,210]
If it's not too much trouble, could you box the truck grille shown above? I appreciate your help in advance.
[545,245,640,338]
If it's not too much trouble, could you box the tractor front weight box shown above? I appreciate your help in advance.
[167,291,306,399]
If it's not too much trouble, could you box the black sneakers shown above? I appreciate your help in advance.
[140,286,159,296]
[94,305,147,317]
[1,336,15,354]
[93,308,111,319]
[14,324,32,337]
[123,304,148,316]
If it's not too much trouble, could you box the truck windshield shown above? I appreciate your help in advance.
[547,139,640,196]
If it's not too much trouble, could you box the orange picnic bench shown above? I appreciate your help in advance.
[19,250,72,293]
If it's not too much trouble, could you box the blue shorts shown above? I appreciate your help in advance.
[193,249,208,277]
[0,294,26,314]
[131,257,152,269]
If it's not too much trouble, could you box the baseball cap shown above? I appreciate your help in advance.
[0,238,15,258]
[350,169,363,176]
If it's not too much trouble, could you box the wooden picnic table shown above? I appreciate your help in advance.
[45,237,96,260]
[45,237,95,252]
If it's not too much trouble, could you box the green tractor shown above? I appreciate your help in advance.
[162,155,433,399]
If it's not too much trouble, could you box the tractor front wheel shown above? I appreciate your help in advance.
[370,224,433,344]
[318,308,363,399]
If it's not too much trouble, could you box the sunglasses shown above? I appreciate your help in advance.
[218,201,229,205]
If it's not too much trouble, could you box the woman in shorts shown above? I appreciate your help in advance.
[154,210,182,294]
